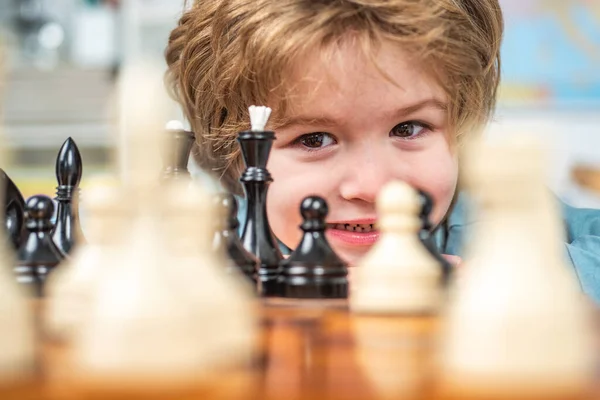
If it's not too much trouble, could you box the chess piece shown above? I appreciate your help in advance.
[15,195,65,297]
[438,137,595,399]
[0,174,36,393]
[161,120,195,181]
[280,196,348,299]
[351,181,442,314]
[239,106,282,296]
[213,192,258,284]
[164,182,258,366]
[45,181,128,340]
[72,63,256,396]
[417,189,452,286]
[1,168,26,249]
[52,137,85,255]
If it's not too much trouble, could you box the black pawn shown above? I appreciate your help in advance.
[213,193,258,284]
[52,137,84,255]
[161,124,195,180]
[280,196,348,299]
[16,195,65,297]
[418,190,452,285]
[1,168,26,249]
[238,129,283,296]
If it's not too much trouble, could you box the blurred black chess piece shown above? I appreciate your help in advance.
[0,168,26,249]
[280,196,348,299]
[238,128,283,296]
[161,121,195,181]
[16,195,65,297]
[418,189,452,286]
[213,193,258,284]
[52,137,85,255]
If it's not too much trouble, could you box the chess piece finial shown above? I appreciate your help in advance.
[351,181,441,314]
[417,189,452,285]
[248,106,272,131]
[239,105,282,296]
[213,193,258,283]
[280,196,348,299]
[56,137,83,188]
[53,137,85,255]
[161,121,195,181]
[16,195,65,296]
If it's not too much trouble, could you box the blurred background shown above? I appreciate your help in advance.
[0,0,599,206]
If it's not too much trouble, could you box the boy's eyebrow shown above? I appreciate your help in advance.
[278,98,447,129]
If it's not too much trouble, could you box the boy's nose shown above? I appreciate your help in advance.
[338,150,399,204]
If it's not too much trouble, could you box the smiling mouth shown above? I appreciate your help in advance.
[326,223,376,233]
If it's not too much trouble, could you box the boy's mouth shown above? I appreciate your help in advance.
[324,220,380,247]
[326,223,375,233]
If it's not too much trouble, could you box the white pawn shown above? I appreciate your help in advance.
[44,179,127,340]
[162,181,258,369]
[72,199,206,389]
[438,136,595,398]
[351,180,442,314]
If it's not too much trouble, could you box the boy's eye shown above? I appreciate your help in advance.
[390,121,427,139]
[297,132,336,149]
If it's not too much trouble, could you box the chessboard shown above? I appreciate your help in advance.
[6,298,597,400]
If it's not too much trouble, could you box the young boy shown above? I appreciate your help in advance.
[165,0,600,303]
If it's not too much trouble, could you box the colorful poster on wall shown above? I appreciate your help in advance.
[499,0,600,107]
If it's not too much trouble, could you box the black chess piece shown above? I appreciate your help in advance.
[1,168,26,249]
[52,137,85,255]
[213,193,258,284]
[280,196,348,299]
[161,124,195,180]
[418,189,452,286]
[16,195,65,297]
[238,128,282,296]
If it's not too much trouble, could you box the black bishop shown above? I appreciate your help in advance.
[52,137,85,255]
[280,196,348,299]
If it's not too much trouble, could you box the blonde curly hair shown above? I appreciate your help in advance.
[166,0,503,194]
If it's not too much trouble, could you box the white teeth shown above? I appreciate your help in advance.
[330,223,374,233]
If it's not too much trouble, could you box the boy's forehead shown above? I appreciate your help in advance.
[273,38,446,123]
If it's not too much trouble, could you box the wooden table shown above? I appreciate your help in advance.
[2,298,599,400]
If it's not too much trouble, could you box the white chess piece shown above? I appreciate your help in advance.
[351,180,442,314]
[45,180,128,340]
[162,181,258,368]
[0,55,36,386]
[438,136,595,397]
[71,62,207,389]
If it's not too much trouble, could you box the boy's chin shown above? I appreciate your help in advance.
[333,245,374,268]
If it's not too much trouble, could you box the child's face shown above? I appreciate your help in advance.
[266,39,458,266]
